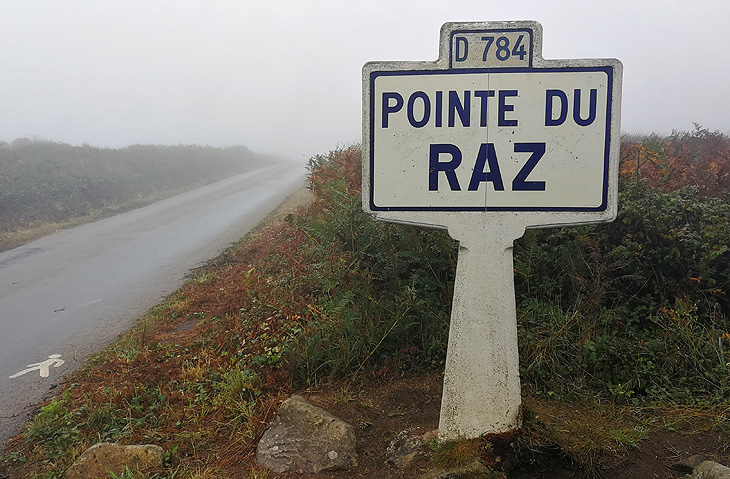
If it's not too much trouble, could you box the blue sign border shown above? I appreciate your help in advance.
[368,66,615,213]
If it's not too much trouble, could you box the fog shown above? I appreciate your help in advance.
[1,0,728,160]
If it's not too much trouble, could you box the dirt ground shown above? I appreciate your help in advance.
[252,372,730,479]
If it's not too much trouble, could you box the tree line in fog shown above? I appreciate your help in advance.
[0,138,276,234]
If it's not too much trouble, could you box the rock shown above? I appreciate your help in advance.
[692,461,730,479]
[386,430,427,469]
[65,443,164,479]
[256,394,358,473]
[421,458,502,479]
[421,429,440,444]
[386,429,439,469]
[672,454,708,474]
[687,455,709,468]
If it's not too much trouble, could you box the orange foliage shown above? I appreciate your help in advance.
[619,127,730,197]
[308,147,362,200]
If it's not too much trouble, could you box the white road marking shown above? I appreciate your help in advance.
[9,354,65,379]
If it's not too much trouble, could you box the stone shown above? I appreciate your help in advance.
[386,429,439,469]
[672,454,708,474]
[687,455,709,468]
[65,443,164,479]
[421,458,501,479]
[692,461,730,479]
[256,394,358,473]
[386,430,427,469]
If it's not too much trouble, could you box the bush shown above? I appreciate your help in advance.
[516,147,730,402]
[283,147,458,384]
[293,136,730,402]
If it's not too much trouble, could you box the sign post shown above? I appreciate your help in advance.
[362,21,622,440]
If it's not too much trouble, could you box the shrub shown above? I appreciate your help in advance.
[284,147,458,384]
[292,138,729,402]
[516,178,730,402]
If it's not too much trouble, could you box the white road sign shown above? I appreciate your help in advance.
[362,21,622,441]
[363,20,622,229]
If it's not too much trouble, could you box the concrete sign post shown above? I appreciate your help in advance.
[362,21,622,440]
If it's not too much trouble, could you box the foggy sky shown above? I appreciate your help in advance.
[1,0,728,160]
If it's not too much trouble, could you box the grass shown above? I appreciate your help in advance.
[430,438,484,468]
[331,386,356,405]
[520,395,649,474]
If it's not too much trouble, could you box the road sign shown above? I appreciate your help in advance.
[363,20,622,229]
[362,21,622,440]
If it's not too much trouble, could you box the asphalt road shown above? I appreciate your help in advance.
[0,164,305,448]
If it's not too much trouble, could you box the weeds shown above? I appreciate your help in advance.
[282,147,456,384]
[107,466,180,479]
[520,396,648,474]
[516,163,730,401]
[24,391,83,460]
[430,438,483,468]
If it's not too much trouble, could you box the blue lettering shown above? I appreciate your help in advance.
[455,37,468,62]
[429,144,462,191]
[512,143,546,191]
[545,89,568,126]
[382,92,403,128]
[474,90,495,127]
[498,90,518,127]
[448,91,470,127]
[382,89,527,130]
[573,88,597,126]
[468,143,504,191]
[407,91,431,128]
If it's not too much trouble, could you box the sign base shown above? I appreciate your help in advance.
[438,218,525,441]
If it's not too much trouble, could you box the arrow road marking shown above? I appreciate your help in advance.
[9,354,65,379]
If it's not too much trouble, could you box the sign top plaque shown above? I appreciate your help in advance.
[449,26,534,69]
